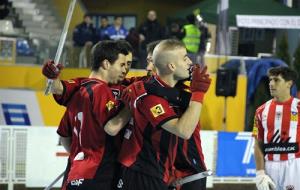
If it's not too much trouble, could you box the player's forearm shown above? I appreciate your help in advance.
[51,79,64,95]
[104,107,131,136]
[254,140,265,170]
[176,101,202,138]
[163,101,202,139]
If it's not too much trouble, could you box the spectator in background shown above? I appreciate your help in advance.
[198,22,211,65]
[139,10,165,49]
[0,0,9,19]
[125,27,139,66]
[72,14,96,68]
[106,16,128,41]
[96,16,110,41]
[181,14,201,64]
[166,21,184,40]
[138,10,165,68]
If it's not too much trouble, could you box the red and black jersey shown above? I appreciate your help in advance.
[175,126,207,177]
[64,78,120,181]
[57,111,79,162]
[53,76,147,106]
[173,81,207,177]
[53,77,87,106]
[118,76,179,183]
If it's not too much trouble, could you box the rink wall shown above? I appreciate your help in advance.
[0,64,246,131]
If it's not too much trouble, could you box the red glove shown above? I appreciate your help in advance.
[190,65,211,103]
[42,60,63,79]
[121,81,147,109]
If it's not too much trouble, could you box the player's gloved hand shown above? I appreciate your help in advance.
[121,81,147,109]
[255,170,276,190]
[42,59,63,79]
[190,65,211,103]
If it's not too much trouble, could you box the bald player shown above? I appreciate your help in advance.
[116,39,211,190]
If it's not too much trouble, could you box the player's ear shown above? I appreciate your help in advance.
[167,63,176,72]
[102,59,110,70]
[287,80,293,88]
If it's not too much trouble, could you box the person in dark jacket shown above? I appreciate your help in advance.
[138,10,165,68]
[72,14,96,68]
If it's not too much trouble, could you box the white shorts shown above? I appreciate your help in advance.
[265,158,300,190]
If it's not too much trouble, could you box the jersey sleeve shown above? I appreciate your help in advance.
[137,95,178,128]
[53,78,85,106]
[252,108,264,141]
[57,111,72,137]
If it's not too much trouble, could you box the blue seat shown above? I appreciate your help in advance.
[16,39,34,56]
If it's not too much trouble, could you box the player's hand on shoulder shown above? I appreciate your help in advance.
[121,81,147,109]
[255,170,276,190]
[42,59,63,79]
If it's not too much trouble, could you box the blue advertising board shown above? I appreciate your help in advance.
[216,131,256,177]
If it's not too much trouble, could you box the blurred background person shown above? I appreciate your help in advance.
[96,16,110,41]
[181,14,201,64]
[0,0,9,19]
[125,27,140,68]
[106,16,128,41]
[72,13,96,68]
[138,10,165,68]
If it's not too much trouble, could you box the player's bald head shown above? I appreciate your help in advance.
[152,39,186,74]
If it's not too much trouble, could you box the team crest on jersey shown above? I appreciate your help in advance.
[150,104,165,118]
[291,111,298,122]
[106,100,115,111]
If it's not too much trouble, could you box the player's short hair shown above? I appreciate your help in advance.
[152,39,186,74]
[91,40,129,71]
[117,40,133,53]
[155,39,185,52]
[268,66,298,83]
[146,40,160,55]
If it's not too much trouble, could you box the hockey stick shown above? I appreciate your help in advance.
[170,170,213,187]
[44,0,77,95]
[44,171,65,190]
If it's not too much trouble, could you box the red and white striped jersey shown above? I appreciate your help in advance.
[253,97,300,161]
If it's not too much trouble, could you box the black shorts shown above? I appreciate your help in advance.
[66,178,113,190]
[114,166,169,190]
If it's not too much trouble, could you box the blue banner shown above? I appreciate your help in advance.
[216,131,256,177]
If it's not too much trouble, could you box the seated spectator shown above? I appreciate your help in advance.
[72,13,96,68]
[106,16,128,40]
[96,16,110,41]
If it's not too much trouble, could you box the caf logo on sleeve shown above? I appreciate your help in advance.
[150,104,165,118]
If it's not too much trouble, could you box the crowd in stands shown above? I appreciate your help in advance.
[72,10,211,69]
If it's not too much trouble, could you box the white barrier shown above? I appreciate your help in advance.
[0,126,256,190]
